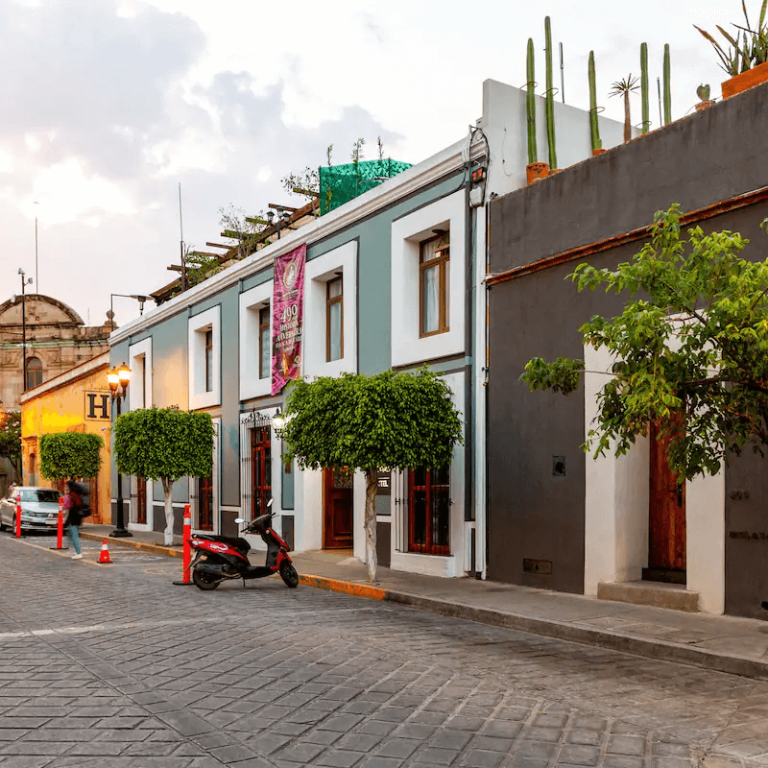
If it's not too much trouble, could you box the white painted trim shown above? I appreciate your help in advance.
[391,190,466,367]
[128,337,152,410]
[687,468,726,614]
[127,475,154,532]
[239,281,273,401]
[188,306,221,410]
[583,342,726,614]
[191,418,220,536]
[473,205,487,575]
[303,241,358,378]
[109,139,487,347]
[391,552,458,578]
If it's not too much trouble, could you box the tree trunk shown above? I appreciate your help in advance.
[623,91,631,143]
[162,478,174,547]
[364,469,379,584]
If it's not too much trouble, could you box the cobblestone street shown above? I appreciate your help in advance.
[2,535,768,767]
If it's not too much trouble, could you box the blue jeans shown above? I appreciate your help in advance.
[68,524,81,554]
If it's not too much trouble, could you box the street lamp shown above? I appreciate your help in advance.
[109,294,150,332]
[108,362,132,538]
[18,269,33,392]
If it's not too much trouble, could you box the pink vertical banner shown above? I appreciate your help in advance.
[271,244,306,395]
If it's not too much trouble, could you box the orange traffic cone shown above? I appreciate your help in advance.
[98,540,112,564]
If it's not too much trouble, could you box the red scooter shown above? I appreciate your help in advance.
[188,500,299,590]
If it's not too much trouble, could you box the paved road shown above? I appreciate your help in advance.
[1,535,768,767]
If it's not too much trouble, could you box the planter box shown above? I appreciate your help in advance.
[722,60,768,99]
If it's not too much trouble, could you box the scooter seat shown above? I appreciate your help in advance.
[196,535,251,553]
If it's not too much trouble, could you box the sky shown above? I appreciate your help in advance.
[0,0,741,329]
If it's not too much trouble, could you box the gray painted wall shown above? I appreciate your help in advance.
[487,81,768,611]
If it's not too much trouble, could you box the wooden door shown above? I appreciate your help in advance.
[136,477,147,525]
[648,417,686,574]
[251,427,272,520]
[323,467,353,549]
[198,476,213,531]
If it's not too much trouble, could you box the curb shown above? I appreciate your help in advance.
[64,535,768,681]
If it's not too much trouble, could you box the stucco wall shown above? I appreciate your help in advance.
[487,81,768,612]
[20,357,111,524]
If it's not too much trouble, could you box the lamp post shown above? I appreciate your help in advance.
[108,362,133,538]
[109,294,150,332]
[18,269,33,393]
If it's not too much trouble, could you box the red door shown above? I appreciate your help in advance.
[198,476,213,531]
[648,417,686,575]
[136,477,147,525]
[251,427,272,520]
[409,467,451,555]
[323,467,353,549]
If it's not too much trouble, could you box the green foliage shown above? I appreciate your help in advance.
[522,204,768,481]
[280,369,463,473]
[544,17,557,168]
[522,357,584,395]
[39,432,103,480]
[113,408,215,484]
[186,250,222,289]
[526,38,538,165]
[0,412,21,477]
[695,1,768,75]
[588,51,602,151]
[663,44,672,125]
[640,43,650,134]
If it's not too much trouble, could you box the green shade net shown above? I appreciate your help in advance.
[319,159,412,215]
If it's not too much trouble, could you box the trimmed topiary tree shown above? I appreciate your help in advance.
[113,408,215,545]
[279,369,463,583]
[39,432,103,482]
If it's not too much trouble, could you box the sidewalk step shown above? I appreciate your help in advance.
[597,580,699,612]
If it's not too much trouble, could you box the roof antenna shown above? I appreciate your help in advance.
[178,182,186,291]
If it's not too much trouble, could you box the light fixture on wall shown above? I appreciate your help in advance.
[272,407,285,431]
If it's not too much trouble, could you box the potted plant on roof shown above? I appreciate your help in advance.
[610,74,639,143]
[525,38,549,185]
[695,0,768,99]
[588,51,605,156]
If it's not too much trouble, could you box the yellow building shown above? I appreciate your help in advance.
[19,352,111,523]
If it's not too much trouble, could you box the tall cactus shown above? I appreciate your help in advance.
[526,38,537,165]
[663,44,672,125]
[544,16,557,168]
[640,42,650,134]
[588,51,602,151]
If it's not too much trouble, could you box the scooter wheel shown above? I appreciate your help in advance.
[279,561,299,589]
[192,567,222,590]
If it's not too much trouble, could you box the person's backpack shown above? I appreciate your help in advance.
[71,481,91,516]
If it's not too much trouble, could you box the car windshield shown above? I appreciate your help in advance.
[18,490,60,503]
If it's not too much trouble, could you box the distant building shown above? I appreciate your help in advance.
[0,294,112,493]
[20,352,112,524]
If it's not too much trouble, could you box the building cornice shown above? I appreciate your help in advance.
[110,137,486,346]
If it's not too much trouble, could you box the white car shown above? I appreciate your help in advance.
[0,486,62,533]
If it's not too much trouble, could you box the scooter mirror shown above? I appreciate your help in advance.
[267,499,274,508]
[234,518,246,524]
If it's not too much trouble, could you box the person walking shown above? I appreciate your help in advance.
[63,480,85,560]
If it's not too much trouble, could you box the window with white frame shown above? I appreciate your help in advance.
[419,230,450,337]
[304,241,358,378]
[326,275,343,362]
[239,280,273,400]
[259,306,271,379]
[188,305,221,410]
[391,190,466,367]
[128,337,152,410]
